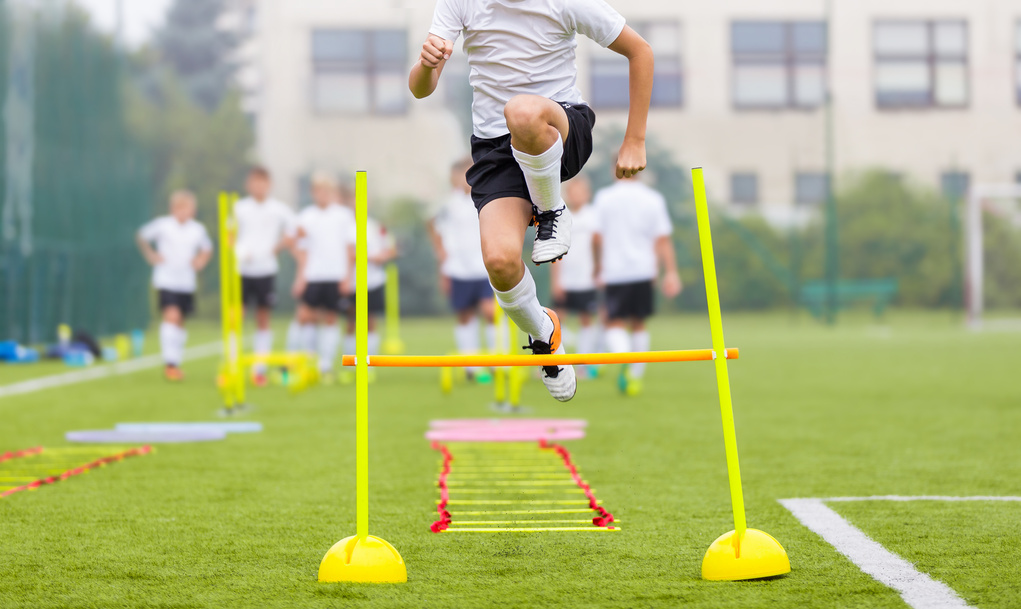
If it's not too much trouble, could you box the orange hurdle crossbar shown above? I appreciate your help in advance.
[341,348,739,368]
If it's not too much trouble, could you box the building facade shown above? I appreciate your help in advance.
[238,0,1021,221]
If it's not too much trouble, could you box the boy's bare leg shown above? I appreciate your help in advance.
[160,305,186,379]
[253,306,273,378]
[480,197,576,401]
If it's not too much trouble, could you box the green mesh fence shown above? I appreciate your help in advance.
[0,4,154,344]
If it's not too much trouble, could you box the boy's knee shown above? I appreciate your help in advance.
[483,248,521,284]
[504,95,546,133]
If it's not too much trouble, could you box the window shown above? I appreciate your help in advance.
[731,173,759,205]
[311,29,407,115]
[591,22,683,109]
[795,172,830,206]
[874,20,968,108]
[941,171,970,201]
[731,21,827,110]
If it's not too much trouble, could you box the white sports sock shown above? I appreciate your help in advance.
[605,327,630,354]
[317,325,340,373]
[254,329,273,374]
[455,319,480,374]
[630,330,650,378]
[301,324,318,354]
[367,332,381,356]
[577,325,598,355]
[494,270,554,341]
[344,335,357,357]
[484,323,497,354]
[160,322,178,366]
[512,134,564,212]
[286,320,303,352]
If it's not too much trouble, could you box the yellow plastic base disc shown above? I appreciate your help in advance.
[702,529,791,581]
[318,535,407,583]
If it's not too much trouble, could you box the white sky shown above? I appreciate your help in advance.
[73,0,172,46]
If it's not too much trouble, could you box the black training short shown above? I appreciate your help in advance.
[605,280,655,321]
[158,290,195,318]
[557,289,599,315]
[242,275,276,309]
[302,281,342,312]
[467,102,596,212]
[360,286,386,315]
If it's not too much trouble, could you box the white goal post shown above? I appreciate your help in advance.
[965,184,1021,329]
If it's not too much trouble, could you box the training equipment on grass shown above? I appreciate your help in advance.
[66,429,226,443]
[426,419,585,442]
[430,437,618,534]
[0,446,150,498]
[217,193,319,414]
[317,168,788,584]
[381,263,406,355]
[116,422,263,434]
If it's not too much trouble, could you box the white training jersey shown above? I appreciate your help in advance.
[558,204,597,292]
[361,217,392,291]
[138,216,213,293]
[297,204,357,282]
[433,191,489,281]
[593,181,673,285]
[429,0,626,139]
[233,197,297,278]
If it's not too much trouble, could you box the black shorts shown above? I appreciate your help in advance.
[605,281,655,321]
[451,278,493,312]
[557,289,599,315]
[302,281,342,312]
[242,276,276,309]
[158,290,195,318]
[345,286,385,315]
[467,102,596,212]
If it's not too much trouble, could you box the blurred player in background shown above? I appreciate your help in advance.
[293,172,356,383]
[234,166,297,385]
[428,158,496,381]
[551,174,600,379]
[593,174,682,396]
[410,0,654,401]
[136,190,213,381]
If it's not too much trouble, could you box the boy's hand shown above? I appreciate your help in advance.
[616,138,647,179]
[340,277,354,296]
[660,270,682,299]
[292,277,306,299]
[420,35,453,69]
[146,252,164,266]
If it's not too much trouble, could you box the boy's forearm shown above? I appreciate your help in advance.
[656,236,678,275]
[409,63,440,99]
[624,45,655,144]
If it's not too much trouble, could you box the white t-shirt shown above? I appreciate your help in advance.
[429,0,626,139]
[138,216,213,293]
[296,204,356,282]
[361,217,391,291]
[593,181,673,285]
[558,204,597,292]
[433,191,489,281]
[234,197,297,278]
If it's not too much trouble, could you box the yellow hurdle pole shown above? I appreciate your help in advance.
[493,301,507,403]
[218,193,233,408]
[230,193,246,407]
[355,172,370,540]
[691,167,747,541]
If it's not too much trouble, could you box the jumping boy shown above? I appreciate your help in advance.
[294,172,356,382]
[428,158,497,380]
[551,175,600,379]
[592,174,682,396]
[410,0,654,401]
[234,166,296,385]
[136,190,213,381]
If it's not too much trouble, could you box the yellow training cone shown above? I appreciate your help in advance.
[702,529,790,581]
[318,535,407,583]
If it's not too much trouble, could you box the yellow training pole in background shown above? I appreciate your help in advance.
[692,167,790,581]
[318,172,407,584]
[493,301,507,404]
[381,263,405,355]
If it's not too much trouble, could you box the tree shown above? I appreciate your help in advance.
[153,0,235,111]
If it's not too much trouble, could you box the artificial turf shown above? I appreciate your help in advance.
[0,312,1018,608]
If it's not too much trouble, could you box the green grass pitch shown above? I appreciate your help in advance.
[1,312,1018,608]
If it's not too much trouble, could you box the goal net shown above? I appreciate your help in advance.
[965,184,1021,329]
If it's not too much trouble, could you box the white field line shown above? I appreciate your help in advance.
[779,496,1021,609]
[0,342,221,401]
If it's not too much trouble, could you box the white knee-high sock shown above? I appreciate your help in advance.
[160,322,178,366]
[455,318,480,374]
[300,324,318,354]
[631,330,650,378]
[254,329,273,375]
[512,134,564,212]
[494,270,554,341]
[367,332,381,356]
[577,325,598,355]
[317,325,340,373]
[484,323,497,354]
[605,327,630,354]
[344,335,357,357]
[286,320,303,352]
